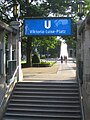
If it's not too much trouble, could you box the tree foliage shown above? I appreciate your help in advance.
[0,0,90,65]
[1,0,90,33]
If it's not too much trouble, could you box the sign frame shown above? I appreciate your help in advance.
[24,17,72,36]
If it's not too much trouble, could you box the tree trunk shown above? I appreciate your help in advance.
[26,37,32,67]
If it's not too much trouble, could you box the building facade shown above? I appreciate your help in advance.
[77,12,90,120]
[0,20,21,118]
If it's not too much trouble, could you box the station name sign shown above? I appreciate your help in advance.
[24,17,72,36]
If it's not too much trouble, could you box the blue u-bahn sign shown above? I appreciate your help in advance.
[24,17,72,36]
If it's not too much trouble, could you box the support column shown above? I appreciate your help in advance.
[76,20,83,81]
[10,21,23,81]
[2,30,6,78]
[8,33,13,60]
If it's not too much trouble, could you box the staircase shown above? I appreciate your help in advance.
[2,81,82,120]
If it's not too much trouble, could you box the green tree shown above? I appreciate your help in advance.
[32,36,60,57]
[1,0,90,66]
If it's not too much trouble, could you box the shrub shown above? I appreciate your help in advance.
[41,55,46,59]
[32,53,40,64]
[32,61,56,67]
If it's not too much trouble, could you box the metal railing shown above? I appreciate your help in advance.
[0,66,19,120]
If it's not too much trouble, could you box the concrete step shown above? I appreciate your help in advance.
[2,81,82,120]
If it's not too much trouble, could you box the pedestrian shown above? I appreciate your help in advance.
[61,56,63,63]
[64,56,67,63]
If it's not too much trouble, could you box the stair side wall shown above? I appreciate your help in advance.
[77,12,90,120]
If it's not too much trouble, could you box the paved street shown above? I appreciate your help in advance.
[22,60,76,82]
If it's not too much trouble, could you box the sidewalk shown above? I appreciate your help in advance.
[22,60,76,82]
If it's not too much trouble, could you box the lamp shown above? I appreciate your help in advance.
[77,0,84,20]
[13,1,19,20]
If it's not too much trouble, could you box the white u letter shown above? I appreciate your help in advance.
[44,20,51,29]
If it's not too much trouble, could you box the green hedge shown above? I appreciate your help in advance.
[32,61,55,67]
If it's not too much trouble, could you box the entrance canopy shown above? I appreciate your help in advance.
[24,17,72,36]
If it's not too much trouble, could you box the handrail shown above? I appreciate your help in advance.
[78,77,85,120]
[5,66,19,100]
[0,66,19,120]
[9,66,19,85]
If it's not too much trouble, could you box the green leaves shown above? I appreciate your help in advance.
[1,0,89,22]
[1,0,89,56]
[32,36,58,49]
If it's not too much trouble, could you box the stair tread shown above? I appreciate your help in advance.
[16,82,78,86]
[14,87,78,90]
[7,107,81,112]
[16,84,78,87]
[6,111,81,117]
[11,94,79,99]
[13,91,79,94]
[16,82,78,84]
[8,103,80,108]
[3,117,81,120]
[5,112,81,118]
[17,82,78,84]
[2,81,82,120]
[14,88,78,92]
[9,99,80,103]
